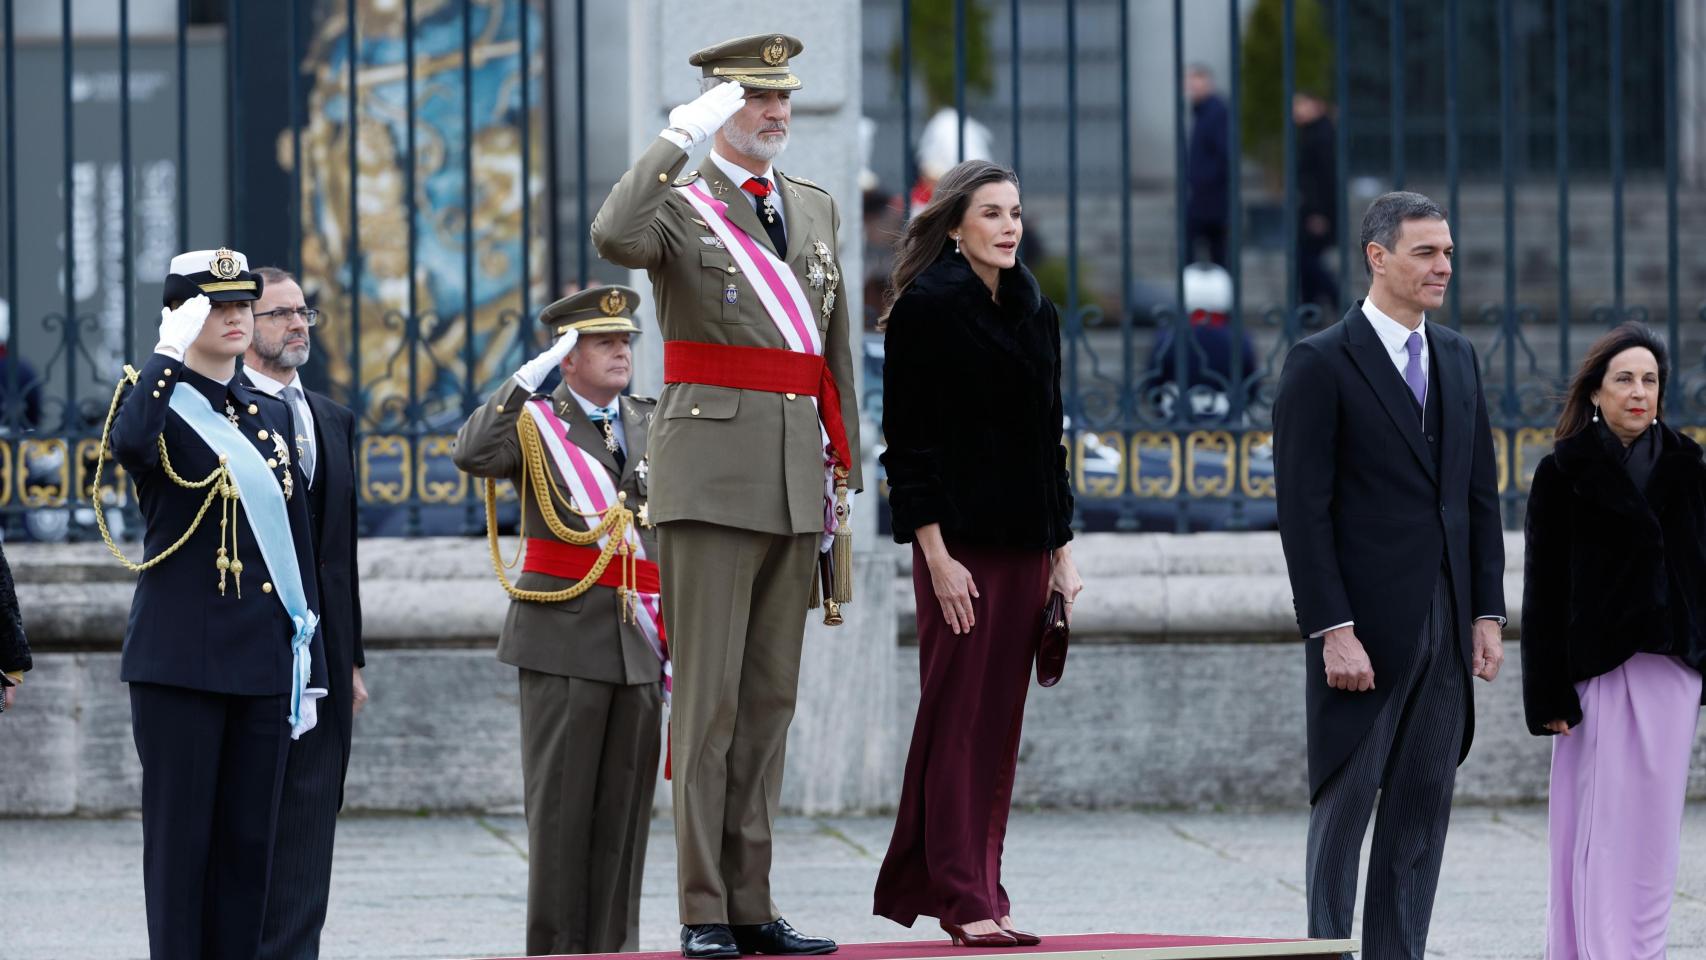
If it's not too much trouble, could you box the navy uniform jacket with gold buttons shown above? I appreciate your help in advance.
[111,353,328,696]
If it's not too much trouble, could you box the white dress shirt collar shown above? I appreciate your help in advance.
[709,148,786,230]
[1360,296,1428,376]
[708,148,774,190]
[243,365,301,397]
[567,387,626,453]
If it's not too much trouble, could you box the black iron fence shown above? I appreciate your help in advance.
[1,0,1701,540]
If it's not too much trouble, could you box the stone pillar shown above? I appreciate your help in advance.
[621,1,899,816]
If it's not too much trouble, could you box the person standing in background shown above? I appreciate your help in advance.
[1186,64,1231,268]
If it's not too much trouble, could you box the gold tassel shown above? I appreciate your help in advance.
[830,466,853,604]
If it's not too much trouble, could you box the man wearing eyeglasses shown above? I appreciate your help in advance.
[242,266,368,960]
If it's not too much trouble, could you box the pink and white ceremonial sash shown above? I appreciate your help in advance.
[523,399,671,699]
[676,181,838,532]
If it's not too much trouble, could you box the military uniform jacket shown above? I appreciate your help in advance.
[454,380,663,686]
[591,138,863,536]
[112,353,328,697]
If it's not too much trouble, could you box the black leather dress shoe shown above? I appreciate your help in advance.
[731,918,838,955]
[682,923,741,959]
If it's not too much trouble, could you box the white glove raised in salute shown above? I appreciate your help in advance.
[513,328,579,393]
[661,81,747,151]
[154,294,211,360]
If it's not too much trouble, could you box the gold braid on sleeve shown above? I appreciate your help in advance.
[482,406,639,613]
[92,365,246,596]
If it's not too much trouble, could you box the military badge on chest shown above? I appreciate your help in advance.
[808,240,840,322]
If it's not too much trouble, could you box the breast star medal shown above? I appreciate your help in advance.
[811,240,840,322]
[271,432,293,500]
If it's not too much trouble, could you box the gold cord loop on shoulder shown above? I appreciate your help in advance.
[93,366,240,582]
[482,407,637,605]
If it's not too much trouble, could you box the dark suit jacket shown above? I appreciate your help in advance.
[113,354,327,697]
[1274,303,1505,797]
[238,372,364,786]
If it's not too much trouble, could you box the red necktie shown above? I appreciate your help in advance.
[741,177,787,253]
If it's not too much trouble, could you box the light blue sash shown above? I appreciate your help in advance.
[168,386,322,739]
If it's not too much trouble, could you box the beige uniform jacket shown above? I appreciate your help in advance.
[453,380,662,686]
[591,138,862,536]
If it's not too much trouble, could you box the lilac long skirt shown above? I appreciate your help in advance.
[1547,653,1702,960]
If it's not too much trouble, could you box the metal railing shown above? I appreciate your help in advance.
[869,0,1701,531]
[1,0,1701,540]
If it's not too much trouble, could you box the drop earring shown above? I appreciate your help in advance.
[953,235,961,255]
[1592,403,1600,423]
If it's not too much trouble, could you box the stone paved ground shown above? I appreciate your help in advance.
[9,806,1706,959]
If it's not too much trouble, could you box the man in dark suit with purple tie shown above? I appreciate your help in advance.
[1274,192,1507,959]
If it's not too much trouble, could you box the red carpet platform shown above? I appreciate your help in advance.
[470,932,1358,960]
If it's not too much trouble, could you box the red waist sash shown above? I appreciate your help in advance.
[523,538,660,594]
[662,339,850,468]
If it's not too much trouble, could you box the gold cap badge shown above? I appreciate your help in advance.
[762,37,788,66]
[600,289,626,316]
[209,248,241,280]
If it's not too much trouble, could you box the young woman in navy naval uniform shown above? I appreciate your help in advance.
[101,248,327,959]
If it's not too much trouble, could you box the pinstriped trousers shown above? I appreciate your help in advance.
[1306,573,1466,960]
[258,708,345,960]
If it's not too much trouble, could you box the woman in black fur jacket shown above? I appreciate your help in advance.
[1522,322,1706,957]
[871,160,1082,949]
[0,540,29,711]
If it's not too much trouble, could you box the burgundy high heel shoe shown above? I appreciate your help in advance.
[940,922,1019,948]
[1000,927,1041,947]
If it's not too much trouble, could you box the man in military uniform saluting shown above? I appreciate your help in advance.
[593,33,860,960]
[103,248,328,958]
[454,286,668,957]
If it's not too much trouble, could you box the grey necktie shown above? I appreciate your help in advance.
[282,385,315,486]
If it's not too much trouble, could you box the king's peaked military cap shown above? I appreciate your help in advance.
[162,247,264,306]
[541,285,643,336]
[689,33,804,90]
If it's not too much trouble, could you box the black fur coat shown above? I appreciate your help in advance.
[880,252,1075,551]
[1520,421,1706,735]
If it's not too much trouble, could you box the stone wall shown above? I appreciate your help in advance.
[10,532,1706,817]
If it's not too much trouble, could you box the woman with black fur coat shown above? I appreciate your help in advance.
[871,160,1082,949]
[1522,322,1706,958]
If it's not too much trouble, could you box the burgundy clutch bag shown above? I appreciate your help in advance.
[1037,590,1069,687]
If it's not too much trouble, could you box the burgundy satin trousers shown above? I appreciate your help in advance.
[873,540,1050,927]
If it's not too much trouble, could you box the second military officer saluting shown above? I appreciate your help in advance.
[593,33,860,960]
[453,286,669,957]
[98,248,328,958]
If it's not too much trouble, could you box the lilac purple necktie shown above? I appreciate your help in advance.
[1404,331,1427,412]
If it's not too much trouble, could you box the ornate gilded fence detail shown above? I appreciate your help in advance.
[18,439,70,508]
[1075,431,1126,498]
[1185,431,1236,498]
[417,435,468,503]
[1240,431,1276,499]
[360,435,412,505]
[1130,432,1182,499]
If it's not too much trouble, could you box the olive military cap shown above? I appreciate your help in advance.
[688,33,804,91]
[541,285,643,336]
